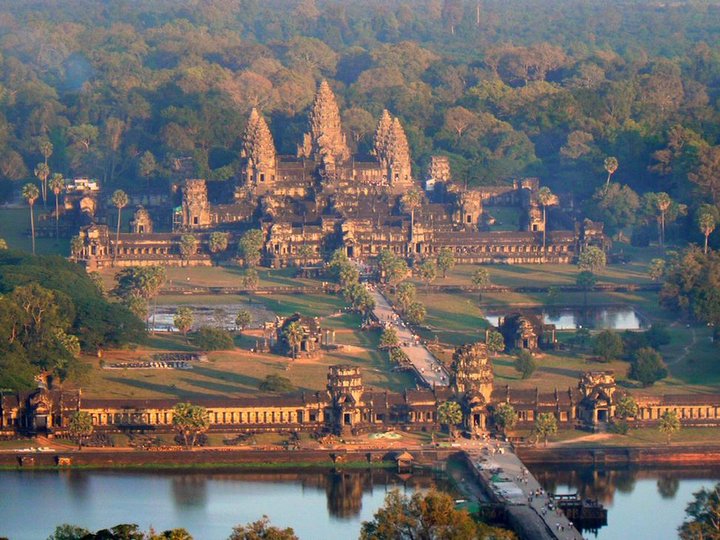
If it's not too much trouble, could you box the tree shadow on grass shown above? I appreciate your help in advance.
[539,366,584,379]
[180,377,260,395]
[191,366,264,388]
[105,377,207,400]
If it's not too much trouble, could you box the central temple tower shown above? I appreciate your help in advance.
[298,80,350,167]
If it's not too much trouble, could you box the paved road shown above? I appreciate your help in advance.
[369,286,450,388]
[467,444,584,540]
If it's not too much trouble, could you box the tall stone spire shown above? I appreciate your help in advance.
[242,108,276,188]
[302,80,350,165]
[373,109,393,165]
[386,117,413,188]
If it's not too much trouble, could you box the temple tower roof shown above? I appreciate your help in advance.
[242,108,276,170]
[303,80,350,165]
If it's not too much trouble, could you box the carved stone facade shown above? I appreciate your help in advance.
[242,108,277,192]
[451,342,494,433]
[130,206,153,234]
[182,179,211,229]
[4,367,720,439]
[498,313,557,352]
[425,156,451,191]
[299,80,350,167]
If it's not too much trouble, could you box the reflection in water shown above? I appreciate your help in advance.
[63,469,90,501]
[171,474,208,508]
[532,465,720,540]
[327,471,364,518]
[0,468,440,540]
[657,475,680,499]
[485,307,647,330]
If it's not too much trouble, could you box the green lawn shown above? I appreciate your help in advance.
[0,207,69,255]
[486,206,521,232]
[421,242,667,290]
[545,427,720,447]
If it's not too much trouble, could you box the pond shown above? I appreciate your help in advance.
[484,306,648,331]
[0,468,439,540]
[147,303,276,333]
[531,465,720,539]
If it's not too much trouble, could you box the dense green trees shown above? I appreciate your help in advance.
[361,489,505,540]
[679,483,720,540]
[0,0,717,253]
[0,252,143,390]
[660,247,720,326]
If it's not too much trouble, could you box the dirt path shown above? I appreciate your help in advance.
[551,432,614,446]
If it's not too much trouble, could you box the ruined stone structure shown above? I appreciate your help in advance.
[130,206,153,234]
[497,313,557,352]
[274,313,323,358]
[73,80,606,271]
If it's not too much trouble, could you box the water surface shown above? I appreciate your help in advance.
[0,469,435,540]
[532,465,720,539]
[485,306,647,330]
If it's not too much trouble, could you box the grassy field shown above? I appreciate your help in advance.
[0,207,69,255]
[417,242,665,290]
[540,427,720,447]
[68,242,720,401]
[74,322,415,400]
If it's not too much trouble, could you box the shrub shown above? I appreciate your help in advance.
[192,326,234,350]
[629,347,668,386]
[514,349,537,379]
[259,374,295,393]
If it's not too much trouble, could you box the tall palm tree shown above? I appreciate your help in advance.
[401,188,422,247]
[655,192,672,246]
[697,205,718,254]
[48,173,65,240]
[604,156,618,188]
[39,139,53,205]
[283,321,304,360]
[22,183,39,255]
[34,162,50,208]
[111,189,128,266]
[536,186,554,255]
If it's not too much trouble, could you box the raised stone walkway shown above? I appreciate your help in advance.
[368,286,450,388]
[465,444,583,540]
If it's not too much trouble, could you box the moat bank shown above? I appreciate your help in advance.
[517,444,720,465]
[0,447,454,469]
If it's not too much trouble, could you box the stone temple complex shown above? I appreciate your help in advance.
[72,81,606,270]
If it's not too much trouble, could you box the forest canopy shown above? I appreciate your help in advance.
[0,252,144,391]
[0,0,719,246]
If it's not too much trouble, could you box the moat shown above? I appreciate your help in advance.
[0,466,717,540]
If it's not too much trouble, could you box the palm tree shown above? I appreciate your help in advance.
[536,186,554,255]
[697,205,718,254]
[48,173,65,240]
[34,162,50,208]
[401,188,422,247]
[22,183,39,255]
[437,401,463,436]
[111,189,128,266]
[655,192,672,246]
[604,156,618,188]
[39,138,53,203]
[283,321,304,360]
